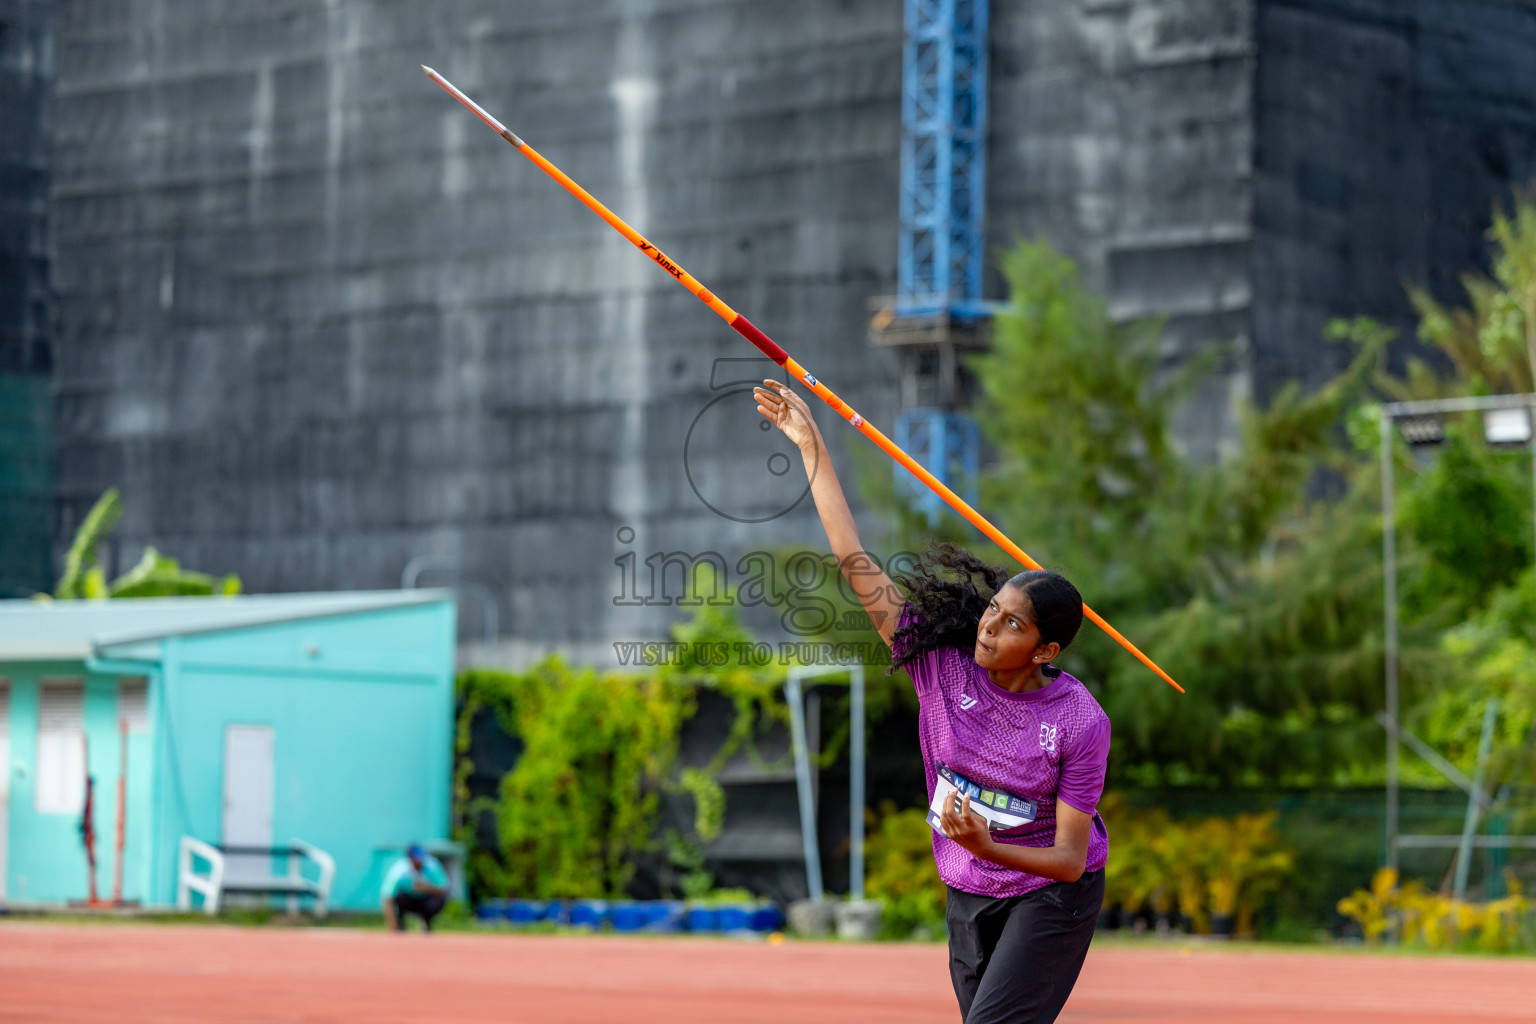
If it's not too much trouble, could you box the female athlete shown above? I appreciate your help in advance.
[754,379,1110,1024]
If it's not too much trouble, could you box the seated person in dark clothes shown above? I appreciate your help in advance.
[380,843,450,932]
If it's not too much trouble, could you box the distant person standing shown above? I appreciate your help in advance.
[381,843,450,932]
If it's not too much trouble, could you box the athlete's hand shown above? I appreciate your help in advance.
[938,791,993,856]
[753,380,821,454]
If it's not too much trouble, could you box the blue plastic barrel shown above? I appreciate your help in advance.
[749,904,785,932]
[506,899,548,924]
[475,899,511,922]
[685,906,720,932]
[568,899,608,928]
[642,900,686,932]
[608,902,647,932]
[715,905,753,932]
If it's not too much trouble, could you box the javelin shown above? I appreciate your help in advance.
[422,66,1183,693]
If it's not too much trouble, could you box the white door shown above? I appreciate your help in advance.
[221,725,274,886]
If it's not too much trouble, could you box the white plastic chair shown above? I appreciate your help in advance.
[289,839,336,918]
[178,836,335,917]
[176,836,226,915]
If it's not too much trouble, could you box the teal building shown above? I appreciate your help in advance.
[0,591,456,910]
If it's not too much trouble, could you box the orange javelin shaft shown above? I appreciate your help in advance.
[422,66,1183,693]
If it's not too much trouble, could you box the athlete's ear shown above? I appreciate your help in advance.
[1032,641,1061,664]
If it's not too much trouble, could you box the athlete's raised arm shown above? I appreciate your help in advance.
[754,380,903,646]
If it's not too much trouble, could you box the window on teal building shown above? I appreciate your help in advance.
[35,679,85,815]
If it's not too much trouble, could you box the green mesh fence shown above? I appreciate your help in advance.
[0,373,52,597]
[1115,788,1533,939]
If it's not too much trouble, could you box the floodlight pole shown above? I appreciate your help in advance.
[1380,410,1399,873]
[851,662,865,900]
[785,673,823,902]
[1380,392,1536,878]
[785,664,867,903]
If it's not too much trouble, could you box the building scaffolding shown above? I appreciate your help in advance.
[897,0,988,320]
[875,0,990,522]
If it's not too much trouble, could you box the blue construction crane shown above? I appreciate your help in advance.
[891,0,988,523]
[897,0,988,319]
[894,410,981,523]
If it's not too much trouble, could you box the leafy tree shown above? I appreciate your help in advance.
[947,198,1536,790]
[1425,572,1536,813]
[851,239,1471,786]
[457,657,697,899]
[49,488,241,599]
[455,577,791,901]
[53,488,124,598]
[947,241,1415,785]
[1409,191,1536,394]
[1398,425,1531,619]
[965,241,1211,618]
[1387,192,1536,798]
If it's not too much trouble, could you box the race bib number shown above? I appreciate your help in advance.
[926,763,1038,834]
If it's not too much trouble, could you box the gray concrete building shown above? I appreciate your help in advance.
[0,0,54,597]
[37,0,1536,663]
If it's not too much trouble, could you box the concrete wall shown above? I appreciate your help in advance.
[1252,0,1536,396]
[0,0,51,375]
[50,0,905,665]
[0,0,54,596]
[0,376,52,597]
[990,0,1536,432]
[47,0,1536,663]
[989,0,1257,456]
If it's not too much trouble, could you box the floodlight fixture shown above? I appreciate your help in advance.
[1396,416,1445,446]
[1484,406,1533,445]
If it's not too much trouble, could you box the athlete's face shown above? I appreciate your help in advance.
[974,584,1057,671]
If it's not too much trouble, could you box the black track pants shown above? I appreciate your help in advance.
[945,870,1104,1024]
[392,892,445,931]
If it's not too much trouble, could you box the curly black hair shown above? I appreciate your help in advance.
[889,543,1083,673]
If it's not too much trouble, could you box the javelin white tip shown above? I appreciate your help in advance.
[421,65,435,75]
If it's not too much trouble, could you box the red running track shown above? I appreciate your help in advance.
[1,922,1534,1023]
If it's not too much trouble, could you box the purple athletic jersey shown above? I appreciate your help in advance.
[894,603,1111,897]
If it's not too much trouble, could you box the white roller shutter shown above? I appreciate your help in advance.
[36,680,86,815]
